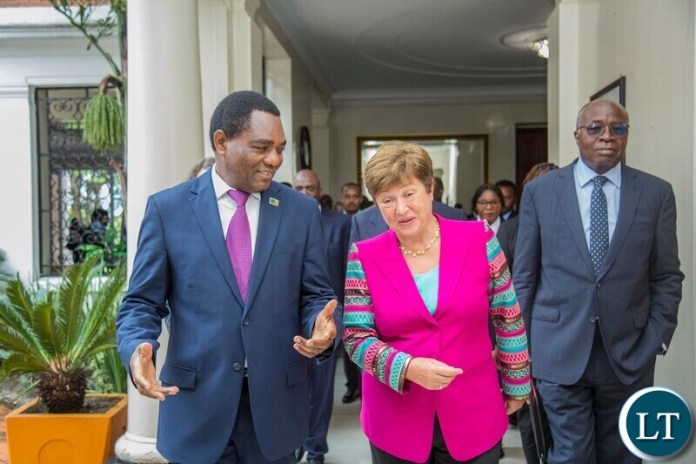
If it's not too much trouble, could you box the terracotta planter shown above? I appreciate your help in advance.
[6,393,127,464]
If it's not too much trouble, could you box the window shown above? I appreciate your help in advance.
[35,87,125,276]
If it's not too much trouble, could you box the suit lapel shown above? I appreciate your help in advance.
[244,184,283,312]
[437,217,472,313]
[556,164,595,278]
[366,230,434,325]
[189,172,244,306]
[598,166,641,280]
[368,207,388,236]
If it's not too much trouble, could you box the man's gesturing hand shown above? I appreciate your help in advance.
[293,299,338,358]
[130,342,179,401]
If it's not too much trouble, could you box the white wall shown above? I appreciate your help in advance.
[328,101,547,200]
[549,2,695,461]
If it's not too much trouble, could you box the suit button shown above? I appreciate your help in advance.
[243,318,250,326]
[233,363,242,371]
[589,316,597,323]
[596,282,602,288]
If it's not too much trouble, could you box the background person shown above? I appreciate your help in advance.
[293,169,351,464]
[188,156,216,179]
[117,91,342,464]
[496,162,558,464]
[340,182,363,216]
[338,183,364,403]
[514,99,683,464]
[495,179,518,221]
[470,184,505,234]
[344,141,530,463]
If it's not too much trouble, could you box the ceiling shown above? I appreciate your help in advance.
[261,0,556,106]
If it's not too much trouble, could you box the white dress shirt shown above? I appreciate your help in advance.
[212,164,261,258]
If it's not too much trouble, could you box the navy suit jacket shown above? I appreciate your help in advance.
[116,173,342,464]
[349,201,467,245]
[514,160,683,385]
[321,209,351,301]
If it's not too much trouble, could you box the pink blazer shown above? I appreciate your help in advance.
[344,218,517,462]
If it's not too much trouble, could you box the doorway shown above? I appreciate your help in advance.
[515,125,548,188]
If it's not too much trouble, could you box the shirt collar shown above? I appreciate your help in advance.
[211,163,261,201]
[576,157,622,189]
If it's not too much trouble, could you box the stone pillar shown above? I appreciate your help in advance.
[228,0,263,92]
[115,0,203,462]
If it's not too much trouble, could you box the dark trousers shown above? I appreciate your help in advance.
[342,346,361,392]
[370,417,501,464]
[536,329,653,464]
[213,378,295,464]
[516,400,551,464]
[303,352,338,459]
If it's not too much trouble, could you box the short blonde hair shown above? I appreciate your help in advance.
[363,141,434,198]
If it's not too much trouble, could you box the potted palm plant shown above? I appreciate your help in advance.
[1,254,127,464]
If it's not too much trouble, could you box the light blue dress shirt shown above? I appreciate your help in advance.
[413,266,439,316]
[573,158,622,248]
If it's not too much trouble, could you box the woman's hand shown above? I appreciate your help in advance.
[405,357,463,390]
[505,398,526,415]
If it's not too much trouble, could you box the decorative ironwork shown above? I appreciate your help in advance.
[35,87,125,276]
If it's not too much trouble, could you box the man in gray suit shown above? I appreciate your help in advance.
[514,99,683,463]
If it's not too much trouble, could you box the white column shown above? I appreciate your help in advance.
[310,107,331,190]
[228,0,263,92]
[116,0,203,462]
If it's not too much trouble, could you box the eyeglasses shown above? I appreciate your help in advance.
[576,122,630,138]
[477,200,500,207]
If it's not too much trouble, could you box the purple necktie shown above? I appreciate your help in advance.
[226,190,252,301]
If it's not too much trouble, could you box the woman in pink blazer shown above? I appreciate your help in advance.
[344,141,530,463]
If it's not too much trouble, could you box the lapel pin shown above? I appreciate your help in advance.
[269,197,280,207]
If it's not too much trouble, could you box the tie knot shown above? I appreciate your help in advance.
[228,189,250,206]
[592,175,608,188]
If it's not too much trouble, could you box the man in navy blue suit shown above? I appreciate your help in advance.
[292,169,351,464]
[117,91,343,464]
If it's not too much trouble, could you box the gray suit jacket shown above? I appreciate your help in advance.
[349,201,467,245]
[514,160,683,385]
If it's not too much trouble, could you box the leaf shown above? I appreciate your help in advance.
[31,300,63,360]
[0,287,47,358]
[0,324,45,360]
[58,254,101,354]
[2,352,49,375]
[71,260,125,364]
[4,279,35,325]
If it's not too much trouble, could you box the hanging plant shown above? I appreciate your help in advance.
[83,75,124,152]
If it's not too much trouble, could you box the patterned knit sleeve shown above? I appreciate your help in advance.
[343,243,412,393]
[486,224,531,400]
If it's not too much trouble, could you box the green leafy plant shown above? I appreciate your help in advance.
[0,248,12,294]
[83,77,125,152]
[0,253,126,412]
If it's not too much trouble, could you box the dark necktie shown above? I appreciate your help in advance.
[589,175,609,277]
[226,190,252,301]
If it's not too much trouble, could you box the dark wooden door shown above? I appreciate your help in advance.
[515,126,548,188]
